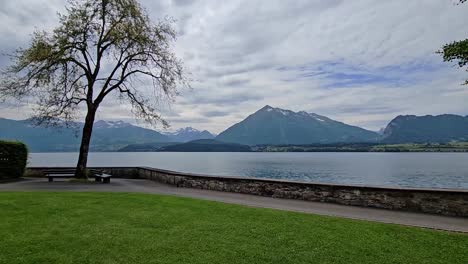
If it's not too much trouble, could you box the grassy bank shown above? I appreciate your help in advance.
[0,192,466,264]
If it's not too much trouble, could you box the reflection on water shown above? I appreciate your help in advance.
[29,152,468,189]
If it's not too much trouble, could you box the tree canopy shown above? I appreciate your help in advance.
[438,0,468,84]
[440,39,468,85]
[0,0,188,177]
[0,0,187,126]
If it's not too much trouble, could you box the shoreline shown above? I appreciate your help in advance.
[25,166,468,217]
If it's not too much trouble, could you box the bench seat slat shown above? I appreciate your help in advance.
[44,169,112,183]
[46,170,74,172]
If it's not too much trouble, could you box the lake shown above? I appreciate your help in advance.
[29,152,468,190]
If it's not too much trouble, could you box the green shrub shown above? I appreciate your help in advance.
[0,141,28,179]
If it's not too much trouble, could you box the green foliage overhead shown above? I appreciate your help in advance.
[440,39,468,68]
[439,39,468,85]
[0,141,28,179]
[439,0,467,84]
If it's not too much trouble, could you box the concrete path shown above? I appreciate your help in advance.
[1,178,467,233]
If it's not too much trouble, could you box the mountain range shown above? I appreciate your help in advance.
[162,127,215,142]
[217,105,380,145]
[1,105,468,151]
[0,119,172,152]
[381,114,468,143]
[158,139,251,152]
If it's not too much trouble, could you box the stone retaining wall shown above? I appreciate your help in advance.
[27,166,468,217]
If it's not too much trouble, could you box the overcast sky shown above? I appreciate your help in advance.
[1,0,468,133]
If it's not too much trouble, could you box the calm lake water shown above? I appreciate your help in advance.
[29,152,468,190]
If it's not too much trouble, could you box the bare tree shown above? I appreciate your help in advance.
[0,0,188,178]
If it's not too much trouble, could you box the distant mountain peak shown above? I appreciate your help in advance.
[174,127,199,134]
[94,120,132,129]
[261,105,274,110]
[217,106,379,145]
[162,126,215,142]
[260,106,329,121]
[259,105,294,116]
[0,117,170,152]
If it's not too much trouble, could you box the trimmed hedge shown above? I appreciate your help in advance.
[0,141,28,179]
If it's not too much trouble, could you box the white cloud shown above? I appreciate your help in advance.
[1,0,468,133]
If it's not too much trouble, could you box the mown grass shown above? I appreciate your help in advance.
[0,192,466,264]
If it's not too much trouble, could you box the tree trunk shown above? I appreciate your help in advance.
[75,107,97,179]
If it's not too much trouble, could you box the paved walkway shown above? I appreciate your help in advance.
[1,178,467,233]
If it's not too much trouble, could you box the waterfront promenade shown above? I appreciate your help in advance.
[1,177,466,233]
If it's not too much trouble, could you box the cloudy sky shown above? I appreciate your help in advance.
[1,0,468,133]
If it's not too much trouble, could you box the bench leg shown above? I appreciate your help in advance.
[48,177,53,182]
[103,178,110,184]
[95,177,101,182]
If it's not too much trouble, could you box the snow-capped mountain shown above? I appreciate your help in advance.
[94,120,132,129]
[216,105,380,145]
[262,106,331,122]
[0,118,170,152]
[162,127,215,142]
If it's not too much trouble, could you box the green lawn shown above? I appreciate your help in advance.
[0,192,466,264]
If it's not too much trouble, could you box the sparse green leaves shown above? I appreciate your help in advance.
[440,39,468,68]
[439,1,468,85]
[439,39,468,85]
[0,0,187,127]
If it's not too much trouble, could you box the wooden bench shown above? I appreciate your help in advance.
[44,169,76,182]
[44,169,112,183]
